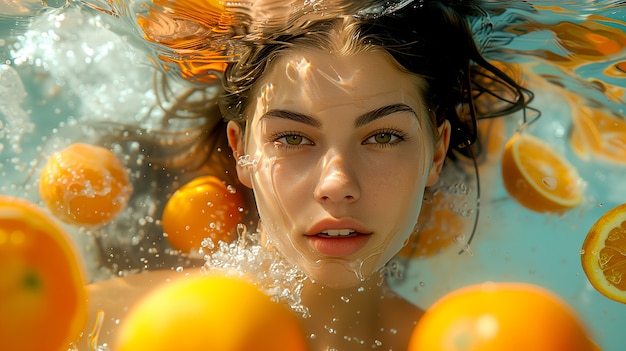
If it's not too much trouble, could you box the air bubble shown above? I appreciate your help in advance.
[541,177,557,190]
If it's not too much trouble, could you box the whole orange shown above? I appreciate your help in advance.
[408,282,600,351]
[39,143,132,226]
[0,195,87,351]
[116,274,309,351]
[162,175,245,253]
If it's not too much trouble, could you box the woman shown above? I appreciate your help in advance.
[84,0,531,350]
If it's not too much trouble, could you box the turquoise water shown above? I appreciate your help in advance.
[1,0,625,350]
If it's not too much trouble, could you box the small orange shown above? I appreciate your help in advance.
[501,133,584,214]
[39,143,133,226]
[581,202,626,304]
[408,282,600,351]
[116,274,309,351]
[0,195,87,351]
[162,175,245,253]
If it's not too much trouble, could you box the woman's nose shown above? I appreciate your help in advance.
[314,152,360,204]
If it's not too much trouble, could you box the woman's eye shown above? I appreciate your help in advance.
[275,134,313,146]
[364,131,403,145]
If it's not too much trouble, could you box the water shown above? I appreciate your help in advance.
[1,1,626,350]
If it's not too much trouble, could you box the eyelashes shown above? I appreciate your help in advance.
[270,131,314,150]
[269,128,410,150]
[362,128,410,147]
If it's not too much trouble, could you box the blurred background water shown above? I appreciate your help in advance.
[1,0,625,350]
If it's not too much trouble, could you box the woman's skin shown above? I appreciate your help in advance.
[80,48,450,351]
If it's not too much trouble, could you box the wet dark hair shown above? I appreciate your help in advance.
[220,0,533,157]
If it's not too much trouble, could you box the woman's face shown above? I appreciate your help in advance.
[228,49,449,288]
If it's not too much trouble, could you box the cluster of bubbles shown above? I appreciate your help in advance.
[201,224,310,317]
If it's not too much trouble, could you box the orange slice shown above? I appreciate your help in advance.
[39,143,133,226]
[116,274,308,351]
[162,176,245,253]
[581,202,626,304]
[399,191,464,258]
[0,195,87,351]
[408,282,600,351]
[501,133,584,214]
[570,106,626,165]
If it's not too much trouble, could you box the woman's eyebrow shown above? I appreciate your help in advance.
[355,104,416,127]
[261,109,322,127]
[261,103,415,128]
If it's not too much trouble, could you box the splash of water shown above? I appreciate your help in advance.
[0,64,35,154]
[202,224,310,317]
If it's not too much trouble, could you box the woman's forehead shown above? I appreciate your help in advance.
[251,49,426,116]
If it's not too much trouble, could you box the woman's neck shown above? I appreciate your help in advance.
[299,273,419,351]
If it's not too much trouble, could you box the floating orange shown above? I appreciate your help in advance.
[581,202,626,304]
[116,274,308,351]
[408,282,600,351]
[162,175,245,253]
[501,133,584,214]
[570,106,626,165]
[39,143,133,226]
[0,195,87,351]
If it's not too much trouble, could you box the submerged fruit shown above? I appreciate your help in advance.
[501,133,584,214]
[116,274,308,351]
[581,202,626,304]
[162,176,245,253]
[0,195,87,351]
[39,143,132,226]
[408,282,600,351]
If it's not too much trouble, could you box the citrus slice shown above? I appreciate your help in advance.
[39,143,133,226]
[0,195,87,351]
[408,282,600,351]
[570,106,626,165]
[501,133,584,214]
[116,274,308,351]
[581,202,626,304]
[399,190,464,258]
[162,176,245,253]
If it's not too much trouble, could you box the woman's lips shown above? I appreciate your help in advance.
[307,233,371,257]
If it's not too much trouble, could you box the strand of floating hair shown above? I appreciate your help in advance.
[470,68,539,123]
[458,142,480,255]
[470,51,534,120]
[88,309,105,351]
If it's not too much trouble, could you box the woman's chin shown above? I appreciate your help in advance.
[303,259,380,290]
